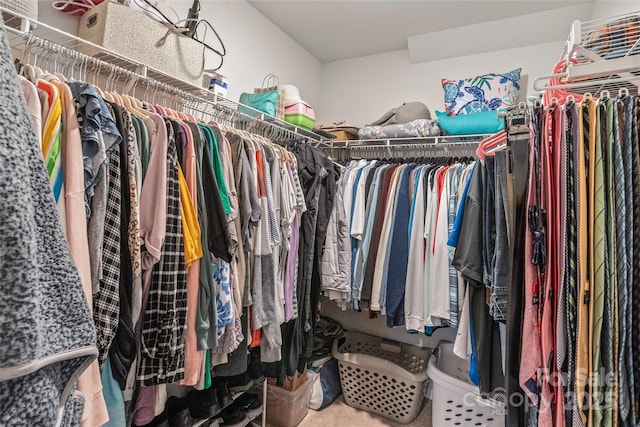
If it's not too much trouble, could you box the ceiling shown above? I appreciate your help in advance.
[247,0,593,63]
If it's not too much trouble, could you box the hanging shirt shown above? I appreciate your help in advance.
[371,166,402,312]
[430,166,453,322]
[321,167,352,305]
[178,120,204,387]
[55,80,109,427]
[251,146,277,330]
[405,166,427,331]
[38,80,64,212]
[361,165,397,306]
[138,120,187,385]
[383,164,415,327]
[177,164,202,269]
[354,165,388,307]
[199,124,231,215]
[424,167,441,327]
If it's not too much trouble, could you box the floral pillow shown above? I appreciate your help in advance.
[442,68,521,115]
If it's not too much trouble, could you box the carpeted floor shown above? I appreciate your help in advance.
[297,396,432,427]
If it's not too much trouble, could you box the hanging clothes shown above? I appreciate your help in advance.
[3,25,337,424]
[517,95,640,427]
[322,157,477,334]
[0,20,98,426]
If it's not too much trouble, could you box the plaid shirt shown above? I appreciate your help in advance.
[93,136,121,369]
[138,121,187,385]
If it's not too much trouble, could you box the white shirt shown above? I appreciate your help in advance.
[405,166,427,331]
[423,168,441,327]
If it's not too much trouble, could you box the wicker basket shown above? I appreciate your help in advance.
[331,331,431,424]
[428,342,505,427]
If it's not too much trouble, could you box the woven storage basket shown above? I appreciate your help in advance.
[428,342,505,427]
[331,331,431,424]
[0,0,37,20]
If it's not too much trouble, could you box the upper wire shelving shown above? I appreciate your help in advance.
[1,6,328,145]
[533,11,640,97]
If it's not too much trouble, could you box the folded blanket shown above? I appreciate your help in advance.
[0,20,97,427]
[358,118,441,139]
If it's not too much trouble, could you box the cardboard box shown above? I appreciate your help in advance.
[329,130,358,140]
[266,378,312,427]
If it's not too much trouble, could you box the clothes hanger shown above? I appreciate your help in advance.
[119,71,136,110]
[182,98,195,122]
[617,87,630,98]
[132,80,157,117]
[101,65,116,103]
[24,38,43,83]
[174,92,189,121]
[89,59,106,98]
[78,54,88,83]
[163,85,180,118]
[32,39,48,80]
[123,73,144,110]
[108,68,125,106]
[579,92,593,106]
[475,130,507,159]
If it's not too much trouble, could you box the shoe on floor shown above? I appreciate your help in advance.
[187,387,221,421]
[165,396,192,427]
[217,406,247,427]
[233,393,263,420]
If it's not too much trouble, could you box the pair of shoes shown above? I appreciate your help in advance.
[216,406,247,427]
[165,396,192,426]
[187,387,221,421]
[226,372,255,393]
[233,393,263,421]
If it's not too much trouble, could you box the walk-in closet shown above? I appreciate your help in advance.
[0,1,638,426]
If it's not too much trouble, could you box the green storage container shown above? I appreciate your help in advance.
[284,113,315,130]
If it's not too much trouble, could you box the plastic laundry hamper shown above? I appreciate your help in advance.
[428,342,505,427]
[331,331,431,424]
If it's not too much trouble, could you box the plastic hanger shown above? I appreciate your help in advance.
[475,130,507,159]
[101,65,116,103]
[107,70,125,106]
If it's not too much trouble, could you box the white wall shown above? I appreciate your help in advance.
[36,0,323,108]
[590,0,639,19]
[318,41,563,127]
[322,299,456,349]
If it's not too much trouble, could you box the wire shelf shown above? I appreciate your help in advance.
[330,134,490,147]
[534,11,640,97]
[567,12,640,62]
[324,134,489,160]
[1,6,328,144]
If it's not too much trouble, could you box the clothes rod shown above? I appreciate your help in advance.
[331,134,491,148]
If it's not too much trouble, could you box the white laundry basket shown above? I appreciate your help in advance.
[332,331,431,424]
[427,342,505,427]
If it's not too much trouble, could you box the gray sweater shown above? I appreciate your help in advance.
[0,20,98,427]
